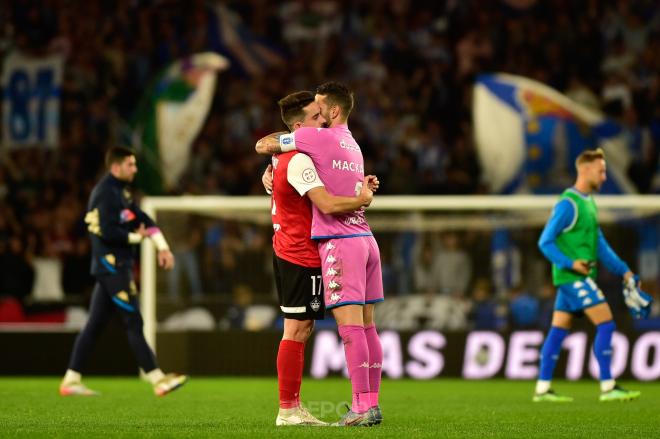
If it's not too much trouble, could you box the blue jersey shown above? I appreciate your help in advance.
[85,174,156,276]
[538,188,630,312]
[538,189,630,279]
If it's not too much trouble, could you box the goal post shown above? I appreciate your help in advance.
[140,196,271,351]
[140,195,660,352]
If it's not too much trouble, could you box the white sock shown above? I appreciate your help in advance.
[535,380,551,395]
[146,368,165,385]
[600,379,615,392]
[63,369,81,384]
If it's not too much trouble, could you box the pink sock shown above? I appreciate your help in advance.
[364,324,382,407]
[338,324,370,413]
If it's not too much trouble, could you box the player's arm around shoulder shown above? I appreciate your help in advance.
[255,131,290,155]
[256,127,327,156]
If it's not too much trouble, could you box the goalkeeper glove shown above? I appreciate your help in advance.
[622,275,653,319]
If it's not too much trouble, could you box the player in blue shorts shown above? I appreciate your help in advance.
[533,148,641,403]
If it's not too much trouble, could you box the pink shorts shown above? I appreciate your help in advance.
[317,235,384,310]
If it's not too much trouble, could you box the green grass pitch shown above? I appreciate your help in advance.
[0,377,658,438]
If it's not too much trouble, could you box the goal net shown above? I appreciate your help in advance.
[140,195,660,351]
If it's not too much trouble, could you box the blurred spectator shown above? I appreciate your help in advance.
[218,282,276,331]
[491,229,521,296]
[537,281,556,329]
[392,230,417,296]
[468,278,507,331]
[219,284,254,330]
[160,213,204,302]
[436,232,472,297]
[508,284,540,329]
[0,236,34,302]
[62,239,93,296]
[413,232,473,298]
[413,239,440,295]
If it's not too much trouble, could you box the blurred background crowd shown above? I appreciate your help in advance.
[1,0,659,330]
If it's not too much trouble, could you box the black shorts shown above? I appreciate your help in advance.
[273,254,325,321]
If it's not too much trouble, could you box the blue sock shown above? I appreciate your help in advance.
[594,320,616,381]
[539,326,569,381]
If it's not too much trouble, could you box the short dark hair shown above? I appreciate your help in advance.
[277,91,315,131]
[105,146,135,169]
[575,148,605,168]
[316,81,354,118]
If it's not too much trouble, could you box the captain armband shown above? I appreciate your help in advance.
[279,133,296,152]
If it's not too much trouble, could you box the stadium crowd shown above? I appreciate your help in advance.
[1,0,659,329]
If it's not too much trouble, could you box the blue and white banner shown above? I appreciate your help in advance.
[208,4,285,77]
[1,51,64,149]
[473,73,635,194]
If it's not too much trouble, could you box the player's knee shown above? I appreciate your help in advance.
[294,322,314,342]
[284,319,313,342]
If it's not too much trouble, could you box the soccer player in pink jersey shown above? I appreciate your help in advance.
[265,91,377,426]
[256,82,384,427]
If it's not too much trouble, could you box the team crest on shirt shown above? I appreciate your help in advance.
[123,188,132,201]
[302,168,317,183]
[120,208,136,223]
[310,297,321,312]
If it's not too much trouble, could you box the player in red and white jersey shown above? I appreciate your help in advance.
[263,91,378,426]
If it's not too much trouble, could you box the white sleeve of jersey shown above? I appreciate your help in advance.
[287,153,324,196]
